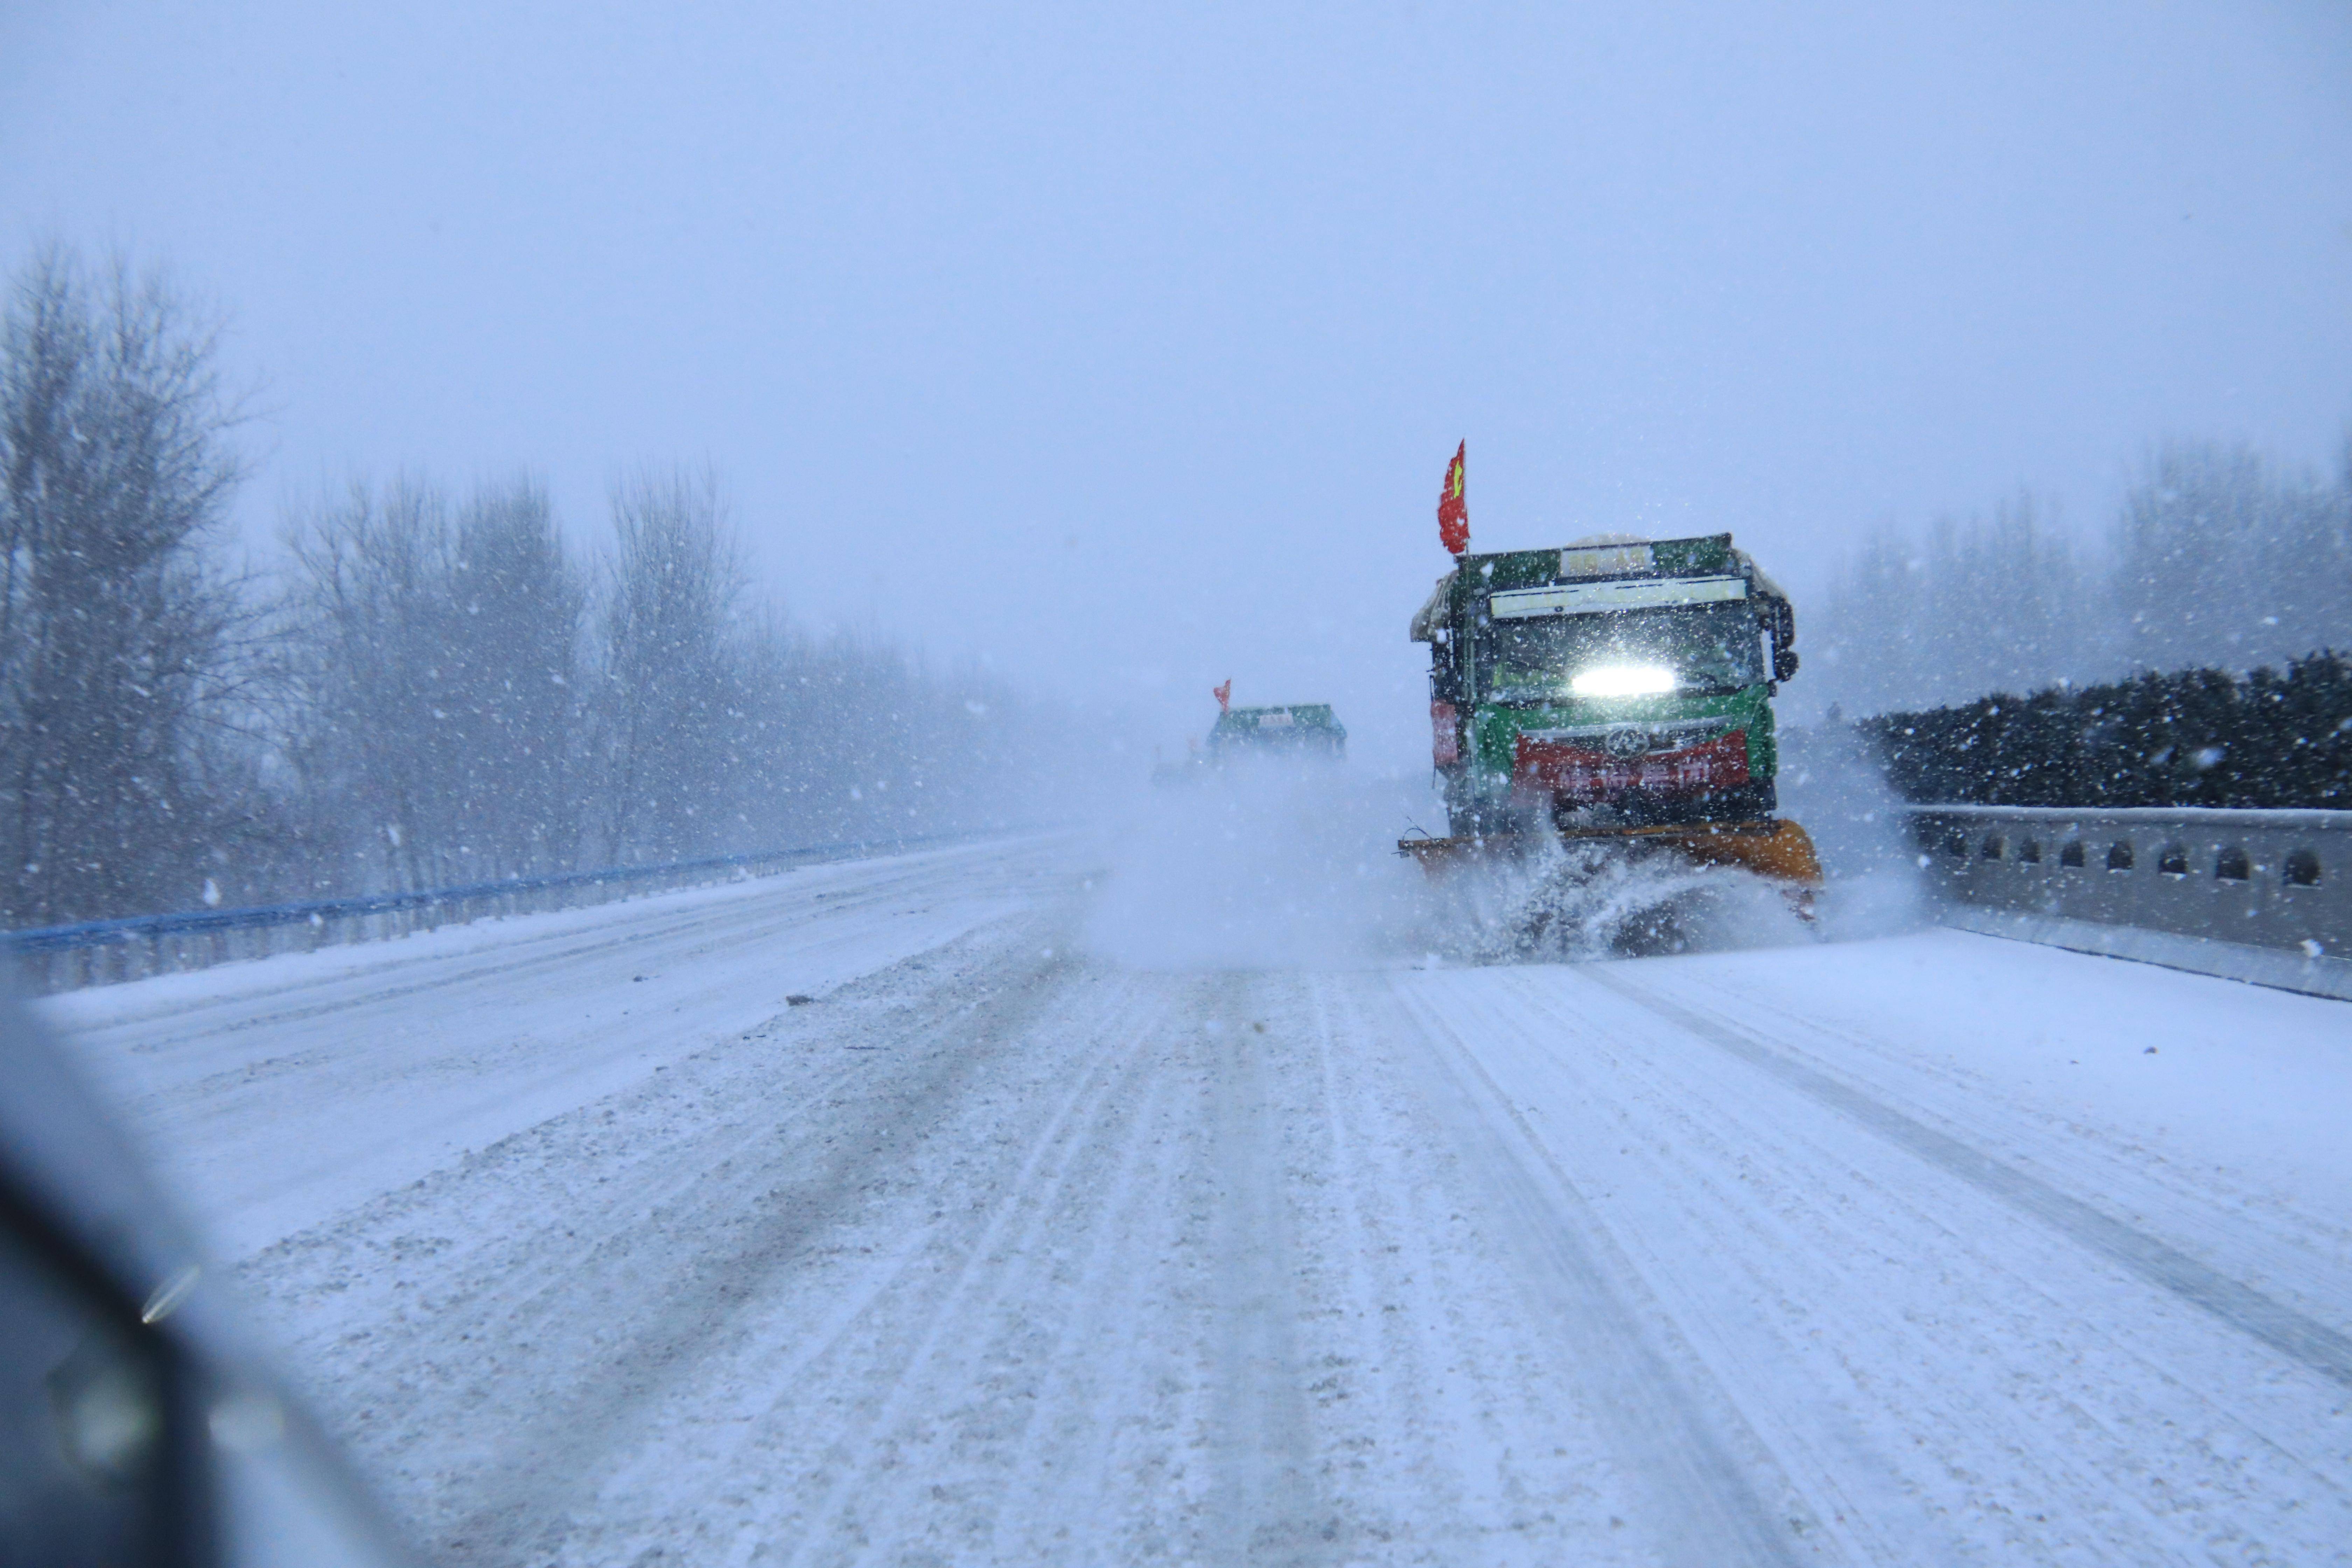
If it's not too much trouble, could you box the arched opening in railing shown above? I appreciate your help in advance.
[1980,834,2005,861]
[2017,838,2042,864]
[2106,841,2135,872]
[2214,847,2250,882]
[2059,840,2086,868]
[2157,843,2189,877]
[2284,848,2322,888]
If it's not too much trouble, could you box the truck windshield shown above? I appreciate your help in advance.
[1476,602,1764,700]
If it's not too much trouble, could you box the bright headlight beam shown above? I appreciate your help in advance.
[1570,664,1678,698]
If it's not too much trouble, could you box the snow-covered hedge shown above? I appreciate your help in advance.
[1864,652,2352,811]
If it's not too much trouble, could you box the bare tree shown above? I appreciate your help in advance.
[0,247,250,925]
[727,615,1052,845]
[2113,439,2352,674]
[596,467,744,862]
[278,475,589,891]
[278,478,453,891]
[441,478,586,875]
[1812,492,2097,714]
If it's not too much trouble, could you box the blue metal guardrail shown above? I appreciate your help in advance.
[2,827,990,958]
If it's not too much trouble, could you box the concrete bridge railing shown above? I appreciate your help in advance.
[1906,804,2352,1001]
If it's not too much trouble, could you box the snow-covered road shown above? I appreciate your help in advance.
[40,832,2352,1566]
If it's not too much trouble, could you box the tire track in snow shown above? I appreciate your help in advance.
[1588,968,2352,1392]
[1297,976,1550,1555]
[1200,978,1336,1567]
[965,1018,1203,1564]
[1686,955,2352,1336]
[1388,978,1821,1568]
[411,928,1093,1566]
[1470,969,2227,1562]
[1301,975,1710,1562]
[767,968,1179,1568]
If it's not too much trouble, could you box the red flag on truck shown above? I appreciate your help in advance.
[1437,441,1469,555]
[1213,679,1232,711]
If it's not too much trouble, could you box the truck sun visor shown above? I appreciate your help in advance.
[1489,575,1748,619]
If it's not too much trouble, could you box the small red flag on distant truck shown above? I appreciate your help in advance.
[1437,441,1469,555]
[1213,679,1232,711]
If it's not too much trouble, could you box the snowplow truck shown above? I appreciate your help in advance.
[1153,701,1347,784]
[1208,703,1347,761]
[1402,533,1822,891]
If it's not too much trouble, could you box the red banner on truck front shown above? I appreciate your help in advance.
[1512,731,1751,804]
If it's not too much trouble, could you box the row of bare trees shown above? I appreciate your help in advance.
[1809,438,2352,718]
[1,250,257,925]
[1,247,1044,928]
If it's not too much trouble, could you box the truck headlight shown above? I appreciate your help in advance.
[1569,664,1678,698]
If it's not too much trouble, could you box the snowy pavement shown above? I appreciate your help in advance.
[37,832,2352,1566]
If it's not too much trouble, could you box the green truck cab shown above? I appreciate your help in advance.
[1154,701,1349,784]
[1207,703,1348,761]
[1411,534,1798,838]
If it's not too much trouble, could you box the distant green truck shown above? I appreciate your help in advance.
[1157,700,1348,783]
[1208,703,1347,761]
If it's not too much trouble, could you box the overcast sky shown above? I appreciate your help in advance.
[4,1,2347,764]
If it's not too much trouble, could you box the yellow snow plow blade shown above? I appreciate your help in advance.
[1398,817,1824,888]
